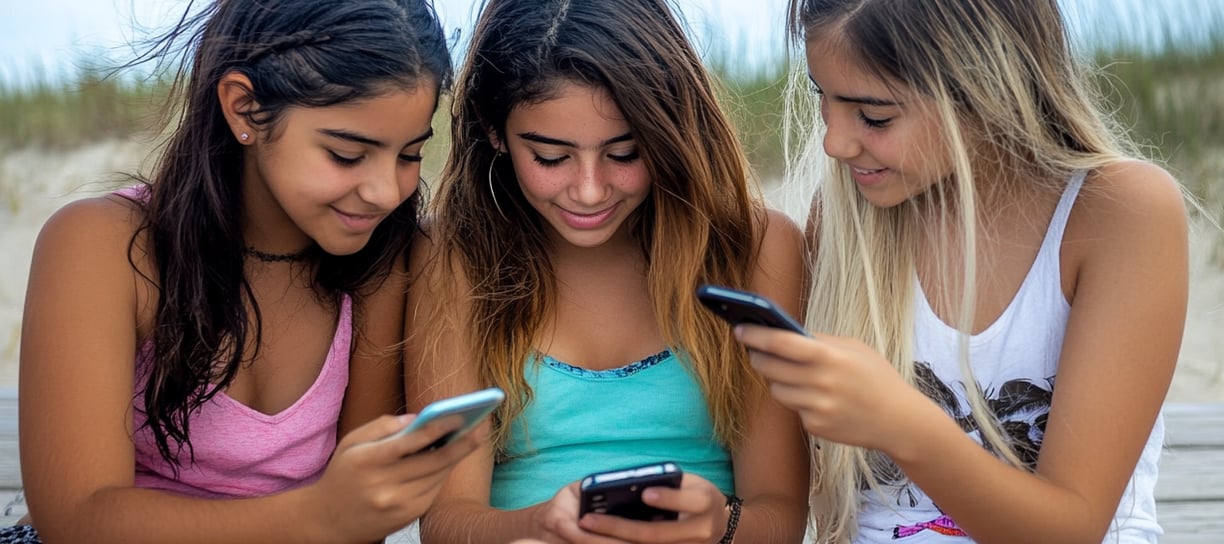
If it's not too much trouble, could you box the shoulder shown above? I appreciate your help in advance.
[749,206,807,315]
[35,192,146,262]
[754,206,805,261]
[1069,160,1187,249]
[1066,160,1189,296]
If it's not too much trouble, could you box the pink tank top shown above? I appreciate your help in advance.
[130,294,352,498]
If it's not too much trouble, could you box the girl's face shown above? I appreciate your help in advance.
[245,86,437,256]
[501,83,651,249]
[806,33,953,208]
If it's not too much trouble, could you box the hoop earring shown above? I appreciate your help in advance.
[488,153,509,221]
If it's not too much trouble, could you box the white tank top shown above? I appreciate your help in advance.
[854,171,1164,543]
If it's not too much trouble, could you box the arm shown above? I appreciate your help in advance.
[728,208,811,543]
[889,161,1187,542]
[20,198,480,544]
[406,232,558,543]
[340,257,410,438]
[740,161,1187,543]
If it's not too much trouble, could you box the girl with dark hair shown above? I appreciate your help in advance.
[737,0,1190,542]
[405,0,810,542]
[10,0,482,542]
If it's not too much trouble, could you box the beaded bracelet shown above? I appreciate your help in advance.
[719,494,743,544]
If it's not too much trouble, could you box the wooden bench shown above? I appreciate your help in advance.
[0,388,1220,541]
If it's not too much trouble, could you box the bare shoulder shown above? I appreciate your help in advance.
[35,193,147,268]
[750,206,807,316]
[1073,160,1187,235]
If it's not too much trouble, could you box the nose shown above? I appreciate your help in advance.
[570,158,611,207]
[821,107,860,162]
[359,159,415,212]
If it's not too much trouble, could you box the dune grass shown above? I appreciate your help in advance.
[0,6,1220,212]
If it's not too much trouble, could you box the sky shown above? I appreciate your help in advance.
[0,0,788,85]
[1,0,1221,86]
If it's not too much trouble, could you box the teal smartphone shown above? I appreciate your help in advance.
[390,387,505,449]
[696,284,809,336]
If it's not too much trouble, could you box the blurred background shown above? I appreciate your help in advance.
[0,0,1221,400]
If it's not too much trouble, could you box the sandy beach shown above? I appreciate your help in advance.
[1,140,1222,401]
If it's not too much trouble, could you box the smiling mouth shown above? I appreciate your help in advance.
[851,166,886,175]
[557,204,618,229]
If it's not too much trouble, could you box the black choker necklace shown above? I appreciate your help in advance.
[244,246,311,263]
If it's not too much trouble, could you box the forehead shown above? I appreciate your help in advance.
[804,32,905,100]
[283,87,437,138]
[507,83,629,136]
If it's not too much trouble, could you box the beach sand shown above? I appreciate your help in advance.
[1,140,1222,401]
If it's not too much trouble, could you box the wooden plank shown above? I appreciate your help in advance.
[0,389,16,489]
[1156,448,1224,502]
[1157,501,1224,543]
[1164,403,1224,448]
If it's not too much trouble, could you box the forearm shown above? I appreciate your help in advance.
[890,413,1113,544]
[35,485,341,544]
[731,495,808,543]
[419,498,541,544]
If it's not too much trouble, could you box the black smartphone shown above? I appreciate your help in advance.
[578,462,683,521]
[696,284,809,336]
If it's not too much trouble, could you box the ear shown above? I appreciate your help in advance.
[217,71,258,145]
[484,124,507,154]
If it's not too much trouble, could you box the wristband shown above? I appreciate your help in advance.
[719,494,742,544]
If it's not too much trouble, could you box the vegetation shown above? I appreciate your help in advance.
[0,3,1221,214]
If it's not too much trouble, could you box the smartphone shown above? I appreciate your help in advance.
[696,284,809,336]
[578,461,683,521]
[389,387,505,449]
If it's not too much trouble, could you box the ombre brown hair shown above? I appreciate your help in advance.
[421,0,767,455]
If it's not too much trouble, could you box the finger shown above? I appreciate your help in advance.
[749,350,815,386]
[736,324,829,363]
[338,414,414,449]
[577,514,684,543]
[383,413,468,457]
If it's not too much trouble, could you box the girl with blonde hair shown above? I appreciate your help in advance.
[737,0,1188,542]
[405,0,810,542]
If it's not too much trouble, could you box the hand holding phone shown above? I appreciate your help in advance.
[389,387,505,449]
[578,462,683,521]
[696,284,809,336]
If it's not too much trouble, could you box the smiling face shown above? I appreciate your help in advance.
[243,85,437,256]
[500,82,651,249]
[806,33,953,208]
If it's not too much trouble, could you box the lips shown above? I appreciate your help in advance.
[849,165,888,186]
[333,207,385,232]
[557,203,618,230]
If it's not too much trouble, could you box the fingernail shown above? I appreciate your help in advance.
[642,489,658,501]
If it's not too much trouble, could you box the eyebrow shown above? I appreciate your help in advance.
[808,73,902,107]
[318,127,434,148]
[516,131,634,148]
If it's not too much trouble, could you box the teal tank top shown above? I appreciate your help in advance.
[489,350,734,510]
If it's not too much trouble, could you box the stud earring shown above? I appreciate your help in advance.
[240,133,249,142]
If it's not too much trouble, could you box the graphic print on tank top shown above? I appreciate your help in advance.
[879,362,1054,539]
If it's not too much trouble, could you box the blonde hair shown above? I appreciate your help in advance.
[422,0,767,456]
[784,1,1143,541]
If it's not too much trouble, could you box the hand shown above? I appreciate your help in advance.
[734,324,939,454]
[575,473,728,544]
[302,412,487,543]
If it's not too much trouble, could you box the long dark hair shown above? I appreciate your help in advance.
[127,0,451,467]
[428,0,763,454]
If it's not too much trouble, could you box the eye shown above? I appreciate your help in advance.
[399,153,424,163]
[608,150,640,163]
[856,111,892,129]
[329,151,363,166]
[532,154,567,167]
